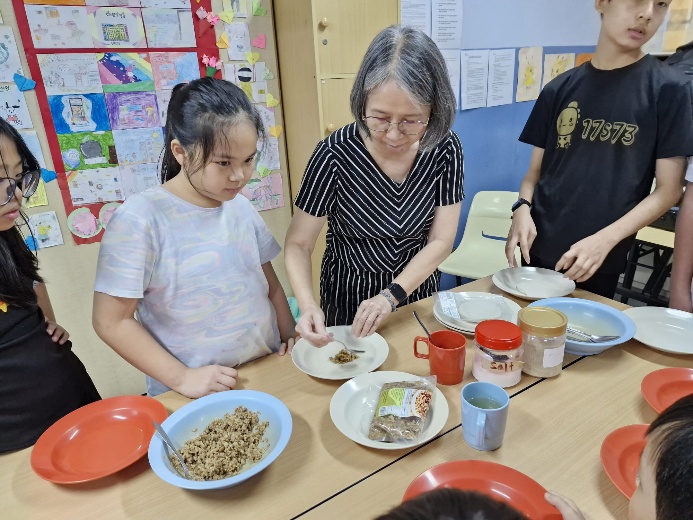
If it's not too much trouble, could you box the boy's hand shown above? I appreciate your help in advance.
[175,365,238,398]
[278,337,296,356]
[46,319,70,345]
[295,304,332,347]
[555,232,615,282]
[545,492,589,520]
[506,205,536,267]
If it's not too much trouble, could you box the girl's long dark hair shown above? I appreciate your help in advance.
[160,77,266,183]
[0,118,43,308]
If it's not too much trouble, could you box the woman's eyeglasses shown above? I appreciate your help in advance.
[1,170,41,206]
[362,116,429,135]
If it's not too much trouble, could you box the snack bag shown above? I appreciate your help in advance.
[368,376,435,442]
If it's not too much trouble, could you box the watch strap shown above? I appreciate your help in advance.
[512,198,532,212]
[386,283,407,303]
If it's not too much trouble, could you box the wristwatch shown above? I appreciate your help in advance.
[511,198,532,212]
[386,283,407,303]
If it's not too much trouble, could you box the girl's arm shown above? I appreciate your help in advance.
[262,262,296,355]
[284,208,331,347]
[351,201,462,338]
[92,292,238,398]
[34,282,69,345]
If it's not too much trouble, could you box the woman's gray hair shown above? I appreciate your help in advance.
[350,25,456,152]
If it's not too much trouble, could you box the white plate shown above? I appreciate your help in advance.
[329,371,449,450]
[492,267,576,300]
[433,292,522,333]
[291,325,389,380]
[623,307,693,355]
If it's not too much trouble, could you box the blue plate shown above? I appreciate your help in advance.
[148,390,292,490]
[528,297,636,355]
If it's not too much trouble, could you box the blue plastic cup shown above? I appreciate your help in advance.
[461,381,509,451]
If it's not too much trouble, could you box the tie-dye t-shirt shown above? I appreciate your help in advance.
[94,187,282,396]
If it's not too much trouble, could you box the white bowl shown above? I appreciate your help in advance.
[148,390,292,490]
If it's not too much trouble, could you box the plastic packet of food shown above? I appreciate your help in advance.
[366,376,436,443]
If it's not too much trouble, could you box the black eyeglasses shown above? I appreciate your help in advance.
[1,170,41,206]
[362,116,429,135]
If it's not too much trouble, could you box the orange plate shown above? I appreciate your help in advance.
[600,424,648,499]
[403,460,561,520]
[31,395,168,484]
[641,367,693,413]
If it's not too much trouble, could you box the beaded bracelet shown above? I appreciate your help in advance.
[379,290,397,312]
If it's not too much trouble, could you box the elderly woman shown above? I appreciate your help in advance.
[285,25,464,346]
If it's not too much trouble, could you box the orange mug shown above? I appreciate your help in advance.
[414,330,467,385]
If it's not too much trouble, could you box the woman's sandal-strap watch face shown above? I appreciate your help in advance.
[386,282,407,303]
[511,198,532,212]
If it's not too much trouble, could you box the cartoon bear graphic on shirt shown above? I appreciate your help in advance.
[557,101,580,148]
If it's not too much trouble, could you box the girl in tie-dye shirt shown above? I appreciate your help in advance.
[93,78,296,398]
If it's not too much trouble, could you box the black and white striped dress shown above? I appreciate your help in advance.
[295,123,464,326]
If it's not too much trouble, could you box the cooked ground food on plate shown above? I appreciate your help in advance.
[329,348,359,364]
[171,406,269,481]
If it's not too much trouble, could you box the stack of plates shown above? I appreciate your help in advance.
[433,292,522,334]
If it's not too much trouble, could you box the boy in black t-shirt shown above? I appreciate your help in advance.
[505,0,693,298]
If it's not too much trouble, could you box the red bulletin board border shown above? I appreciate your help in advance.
[11,0,222,244]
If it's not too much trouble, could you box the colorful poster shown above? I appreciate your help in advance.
[256,136,280,172]
[86,0,141,6]
[25,5,94,49]
[38,53,102,95]
[141,0,190,7]
[119,162,159,197]
[24,0,86,4]
[149,52,199,90]
[48,93,110,134]
[0,85,33,129]
[18,130,47,168]
[88,6,146,48]
[67,167,124,205]
[0,26,25,83]
[26,180,49,208]
[155,89,172,125]
[105,91,159,129]
[57,131,118,170]
[142,8,196,48]
[28,211,64,248]
[242,173,284,211]
[542,53,575,89]
[516,46,543,103]
[226,22,251,61]
[97,52,154,92]
[112,127,164,164]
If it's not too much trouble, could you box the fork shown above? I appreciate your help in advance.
[566,326,620,343]
[332,338,366,353]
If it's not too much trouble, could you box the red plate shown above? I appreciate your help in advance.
[403,460,561,519]
[641,367,693,413]
[600,424,648,498]
[31,395,167,484]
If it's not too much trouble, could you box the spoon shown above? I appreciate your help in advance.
[566,327,620,343]
[412,311,432,339]
[153,421,190,479]
[332,337,366,353]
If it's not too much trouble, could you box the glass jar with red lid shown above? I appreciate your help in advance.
[472,320,523,388]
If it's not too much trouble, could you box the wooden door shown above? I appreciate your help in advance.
[320,78,355,136]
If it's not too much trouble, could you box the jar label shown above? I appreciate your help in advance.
[543,344,565,368]
[481,358,524,373]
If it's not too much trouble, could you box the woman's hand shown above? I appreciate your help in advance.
[46,319,70,345]
[352,294,392,338]
[278,337,296,356]
[505,206,536,267]
[555,231,616,283]
[175,365,238,398]
[544,492,589,520]
[295,303,332,347]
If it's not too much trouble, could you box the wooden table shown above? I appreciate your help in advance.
[0,278,555,520]
[300,330,693,520]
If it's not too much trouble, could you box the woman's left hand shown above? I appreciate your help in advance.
[278,337,296,356]
[352,294,393,338]
[46,319,70,345]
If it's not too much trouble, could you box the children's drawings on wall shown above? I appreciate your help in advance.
[155,89,172,125]
[19,130,47,168]
[516,46,543,103]
[86,0,141,7]
[67,167,124,205]
[58,131,118,170]
[142,8,196,47]
[38,53,103,95]
[105,91,159,129]
[67,207,103,238]
[0,85,33,129]
[0,26,25,83]
[28,211,64,248]
[25,5,94,49]
[26,180,49,208]
[88,6,147,48]
[97,52,154,92]
[119,162,159,197]
[149,52,198,90]
[112,127,164,164]
[242,172,283,211]
[141,0,191,8]
[541,53,575,89]
[48,93,110,133]
[226,22,251,61]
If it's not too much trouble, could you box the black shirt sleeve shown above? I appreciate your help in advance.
[518,85,555,149]
[435,131,465,206]
[656,79,693,159]
[294,140,336,217]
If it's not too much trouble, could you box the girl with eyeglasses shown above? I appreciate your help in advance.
[0,118,100,454]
